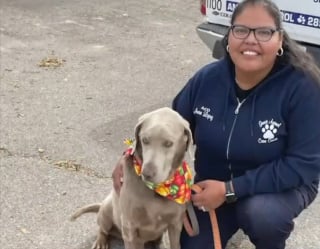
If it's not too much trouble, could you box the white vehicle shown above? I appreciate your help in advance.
[197,0,320,65]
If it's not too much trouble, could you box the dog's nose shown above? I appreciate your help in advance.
[141,164,156,181]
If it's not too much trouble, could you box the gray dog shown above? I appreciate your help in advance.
[71,107,194,249]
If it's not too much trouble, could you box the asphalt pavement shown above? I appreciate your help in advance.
[0,0,319,248]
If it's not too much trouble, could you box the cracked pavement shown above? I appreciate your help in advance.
[0,0,319,248]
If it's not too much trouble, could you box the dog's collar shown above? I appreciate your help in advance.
[124,140,192,204]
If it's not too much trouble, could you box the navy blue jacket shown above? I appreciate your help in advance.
[172,57,320,199]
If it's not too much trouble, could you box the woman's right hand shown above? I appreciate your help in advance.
[112,155,125,194]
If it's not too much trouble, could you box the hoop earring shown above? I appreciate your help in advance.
[226,45,230,53]
[277,47,284,56]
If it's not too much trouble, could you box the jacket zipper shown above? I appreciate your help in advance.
[226,98,246,178]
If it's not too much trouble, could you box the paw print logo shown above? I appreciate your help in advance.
[261,123,278,140]
[258,120,282,144]
[297,15,306,25]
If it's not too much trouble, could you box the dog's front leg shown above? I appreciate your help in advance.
[123,239,144,249]
[167,223,183,249]
[122,225,144,249]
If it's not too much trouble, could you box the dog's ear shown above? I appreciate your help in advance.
[180,117,194,161]
[132,112,151,157]
[132,122,141,154]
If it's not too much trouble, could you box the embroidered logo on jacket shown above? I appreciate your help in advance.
[193,106,214,122]
[258,119,282,143]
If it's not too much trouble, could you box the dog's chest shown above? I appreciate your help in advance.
[121,203,179,241]
[120,186,184,230]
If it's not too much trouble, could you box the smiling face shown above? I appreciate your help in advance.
[228,4,283,79]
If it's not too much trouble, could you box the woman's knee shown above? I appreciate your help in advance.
[236,194,295,240]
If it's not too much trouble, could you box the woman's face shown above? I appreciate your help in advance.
[228,4,283,76]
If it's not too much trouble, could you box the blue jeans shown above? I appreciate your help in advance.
[180,184,318,249]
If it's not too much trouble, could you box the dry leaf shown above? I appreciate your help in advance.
[38,52,65,68]
[53,160,81,171]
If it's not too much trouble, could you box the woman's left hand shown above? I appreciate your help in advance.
[191,180,226,211]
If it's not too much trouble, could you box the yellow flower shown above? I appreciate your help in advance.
[175,196,186,204]
[124,138,134,146]
[155,185,170,196]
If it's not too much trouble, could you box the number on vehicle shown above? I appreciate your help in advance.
[207,0,222,11]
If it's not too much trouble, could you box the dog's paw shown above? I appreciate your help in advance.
[92,242,108,249]
[92,235,108,249]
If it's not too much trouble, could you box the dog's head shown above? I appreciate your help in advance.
[132,107,193,184]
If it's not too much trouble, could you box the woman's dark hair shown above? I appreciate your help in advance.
[223,0,320,83]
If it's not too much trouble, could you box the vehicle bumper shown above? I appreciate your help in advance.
[196,23,228,59]
[196,22,320,65]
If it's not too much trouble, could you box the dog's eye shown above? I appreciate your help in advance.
[163,140,173,148]
[142,137,150,145]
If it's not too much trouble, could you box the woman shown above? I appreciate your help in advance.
[113,0,320,248]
